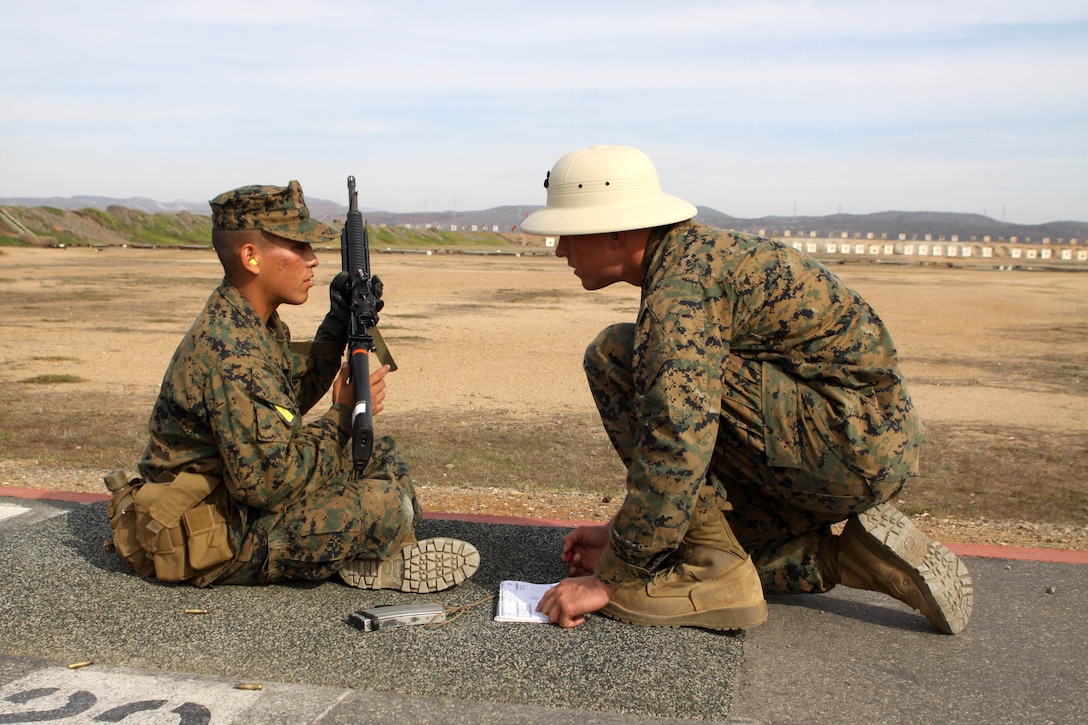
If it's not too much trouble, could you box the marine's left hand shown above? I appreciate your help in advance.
[536,575,615,628]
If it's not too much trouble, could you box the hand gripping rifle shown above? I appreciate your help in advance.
[342,176,380,470]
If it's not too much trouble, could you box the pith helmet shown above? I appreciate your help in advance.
[520,145,697,236]
[209,180,337,244]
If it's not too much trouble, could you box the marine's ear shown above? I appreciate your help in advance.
[240,242,261,275]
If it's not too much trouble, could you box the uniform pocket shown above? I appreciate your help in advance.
[182,502,233,571]
[761,363,802,468]
[761,364,879,475]
[134,513,194,582]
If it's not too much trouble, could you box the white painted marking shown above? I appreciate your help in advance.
[0,666,260,723]
[0,504,31,522]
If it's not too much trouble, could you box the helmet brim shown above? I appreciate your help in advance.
[262,217,339,245]
[520,194,696,236]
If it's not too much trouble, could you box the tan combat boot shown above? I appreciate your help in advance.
[828,503,973,634]
[600,507,767,630]
[339,537,481,593]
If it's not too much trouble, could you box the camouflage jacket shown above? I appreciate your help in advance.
[138,280,349,516]
[596,222,923,587]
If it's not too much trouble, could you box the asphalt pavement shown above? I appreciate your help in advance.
[0,491,1085,724]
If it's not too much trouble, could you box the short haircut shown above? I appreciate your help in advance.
[212,227,266,281]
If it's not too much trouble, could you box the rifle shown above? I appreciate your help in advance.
[341,175,380,470]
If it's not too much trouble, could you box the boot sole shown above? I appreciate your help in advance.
[339,537,480,593]
[599,599,768,631]
[853,504,973,634]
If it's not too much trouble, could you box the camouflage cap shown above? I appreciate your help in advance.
[209,180,337,244]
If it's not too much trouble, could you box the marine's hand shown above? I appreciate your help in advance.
[536,576,614,628]
[369,363,390,416]
[330,270,351,317]
[356,274,385,328]
[561,524,610,577]
[334,362,390,414]
[320,271,352,343]
[371,274,384,304]
[332,362,354,407]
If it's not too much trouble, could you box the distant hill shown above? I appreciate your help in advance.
[2,195,1086,242]
[0,195,207,215]
[0,202,518,250]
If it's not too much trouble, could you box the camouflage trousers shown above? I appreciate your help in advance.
[214,436,417,585]
[585,323,907,595]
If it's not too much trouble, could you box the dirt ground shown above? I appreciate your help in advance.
[1,245,1086,550]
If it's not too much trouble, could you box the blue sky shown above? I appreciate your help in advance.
[2,1,1086,223]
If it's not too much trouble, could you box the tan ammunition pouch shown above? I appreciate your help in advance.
[106,472,233,583]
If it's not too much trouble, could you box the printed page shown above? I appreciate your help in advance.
[494,580,558,623]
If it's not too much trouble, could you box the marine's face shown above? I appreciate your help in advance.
[555,233,625,290]
[255,234,319,308]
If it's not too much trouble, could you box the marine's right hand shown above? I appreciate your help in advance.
[561,523,610,576]
[333,362,391,413]
[332,362,354,407]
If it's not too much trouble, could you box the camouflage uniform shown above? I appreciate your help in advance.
[590,221,924,595]
[138,280,415,586]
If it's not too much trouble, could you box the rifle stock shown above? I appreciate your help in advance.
[342,176,377,470]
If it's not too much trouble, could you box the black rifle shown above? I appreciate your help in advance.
[341,175,380,470]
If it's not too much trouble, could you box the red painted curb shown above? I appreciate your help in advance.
[5,486,1086,565]
[944,542,1088,565]
[422,510,592,529]
[1,487,110,503]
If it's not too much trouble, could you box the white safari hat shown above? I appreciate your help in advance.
[520,145,697,236]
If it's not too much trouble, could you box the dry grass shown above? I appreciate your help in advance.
[379,415,1088,527]
[0,389,147,470]
[381,410,626,494]
[4,391,1083,529]
[895,423,1087,524]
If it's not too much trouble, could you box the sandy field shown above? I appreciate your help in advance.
[1,244,1086,548]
